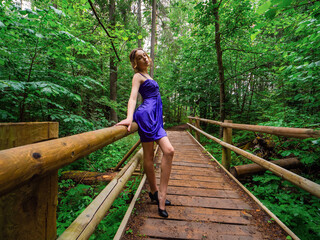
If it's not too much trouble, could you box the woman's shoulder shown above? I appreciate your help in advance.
[132,73,145,85]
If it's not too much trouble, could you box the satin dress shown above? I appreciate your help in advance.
[133,74,167,142]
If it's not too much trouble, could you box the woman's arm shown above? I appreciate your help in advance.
[116,74,141,131]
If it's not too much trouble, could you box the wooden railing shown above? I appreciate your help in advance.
[187,116,320,199]
[0,122,143,240]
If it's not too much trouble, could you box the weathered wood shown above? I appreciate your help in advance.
[142,205,251,224]
[230,158,301,177]
[58,148,143,240]
[113,139,141,171]
[0,122,58,150]
[195,116,200,142]
[139,218,263,239]
[60,170,117,184]
[222,120,232,170]
[0,122,59,240]
[0,123,138,195]
[166,186,240,199]
[188,123,320,198]
[188,116,320,138]
[124,131,294,240]
[188,117,193,135]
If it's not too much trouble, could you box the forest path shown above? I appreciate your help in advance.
[122,131,288,240]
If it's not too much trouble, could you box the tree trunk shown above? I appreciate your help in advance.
[138,0,142,48]
[150,0,157,78]
[212,0,226,136]
[109,0,118,122]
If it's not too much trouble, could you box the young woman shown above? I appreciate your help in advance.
[116,48,174,218]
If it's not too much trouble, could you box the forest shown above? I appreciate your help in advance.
[0,0,319,239]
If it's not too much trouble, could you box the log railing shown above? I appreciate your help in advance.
[187,116,320,199]
[0,122,143,240]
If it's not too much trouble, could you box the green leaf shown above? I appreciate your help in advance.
[265,8,277,19]
[0,21,5,28]
[257,1,272,14]
[138,35,143,39]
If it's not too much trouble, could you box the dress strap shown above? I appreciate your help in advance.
[139,72,148,79]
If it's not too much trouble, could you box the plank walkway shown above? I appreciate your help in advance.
[122,131,289,240]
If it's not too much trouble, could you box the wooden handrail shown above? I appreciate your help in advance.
[113,139,141,171]
[0,123,138,196]
[58,148,143,239]
[188,116,320,139]
[187,123,320,198]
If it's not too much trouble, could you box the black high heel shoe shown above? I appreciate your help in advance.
[149,191,171,206]
[154,191,169,218]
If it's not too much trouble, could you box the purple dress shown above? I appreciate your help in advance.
[133,74,167,142]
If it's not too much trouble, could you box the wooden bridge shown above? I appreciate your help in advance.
[1,118,320,239]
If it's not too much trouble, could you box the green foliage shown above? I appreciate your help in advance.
[245,171,320,239]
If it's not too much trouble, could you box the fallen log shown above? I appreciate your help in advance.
[60,170,118,185]
[60,170,142,184]
[230,158,301,178]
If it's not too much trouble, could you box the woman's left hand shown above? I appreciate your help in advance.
[115,118,133,132]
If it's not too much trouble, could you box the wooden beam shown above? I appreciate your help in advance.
[58,148,143,240]
[187,123,320,198]
[0,123,138,195]
[0,122,59,240]
[113,139,141,171]
[222,120,232,170]
[188,116,320,139]
[0,122,58,150]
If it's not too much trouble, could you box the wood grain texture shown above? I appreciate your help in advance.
[0,123,58,240]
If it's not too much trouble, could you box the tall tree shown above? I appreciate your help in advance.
[150,0,157,78]
[212,0,226,134]
[109,0,118,122]
[137,0,142,48]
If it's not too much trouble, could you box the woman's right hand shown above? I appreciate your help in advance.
[115,118,133,132]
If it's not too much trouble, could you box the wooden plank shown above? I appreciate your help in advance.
[172,161,215,168]
[139,218,263,239]
[169,166,224,176]
[142,205,251,225]
[0,122,59,150]
[156,179,233,190]
[161,173,225,182]
[166,195,252,210]
[166,186,241,199]
[0,122,59,240]
[0,171,58,240]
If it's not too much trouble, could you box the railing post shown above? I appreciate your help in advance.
[222,120,232,171]
[0,122,58,240]
[188,117,194,136]
[195,116,200,142]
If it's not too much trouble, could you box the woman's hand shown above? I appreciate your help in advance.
[115,118,133,132]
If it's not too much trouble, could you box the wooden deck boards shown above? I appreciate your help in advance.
[122,131,289,240]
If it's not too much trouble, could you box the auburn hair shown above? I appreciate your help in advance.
[129,48,152,72]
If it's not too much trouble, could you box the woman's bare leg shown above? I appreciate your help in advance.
[156,136,174,210]
[142,141,158,194]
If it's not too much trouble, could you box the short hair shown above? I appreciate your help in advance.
[129,48,152,72]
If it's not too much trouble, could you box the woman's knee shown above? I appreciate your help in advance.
[164,146,174,158]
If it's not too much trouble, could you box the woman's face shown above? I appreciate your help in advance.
[135,50,149,70]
